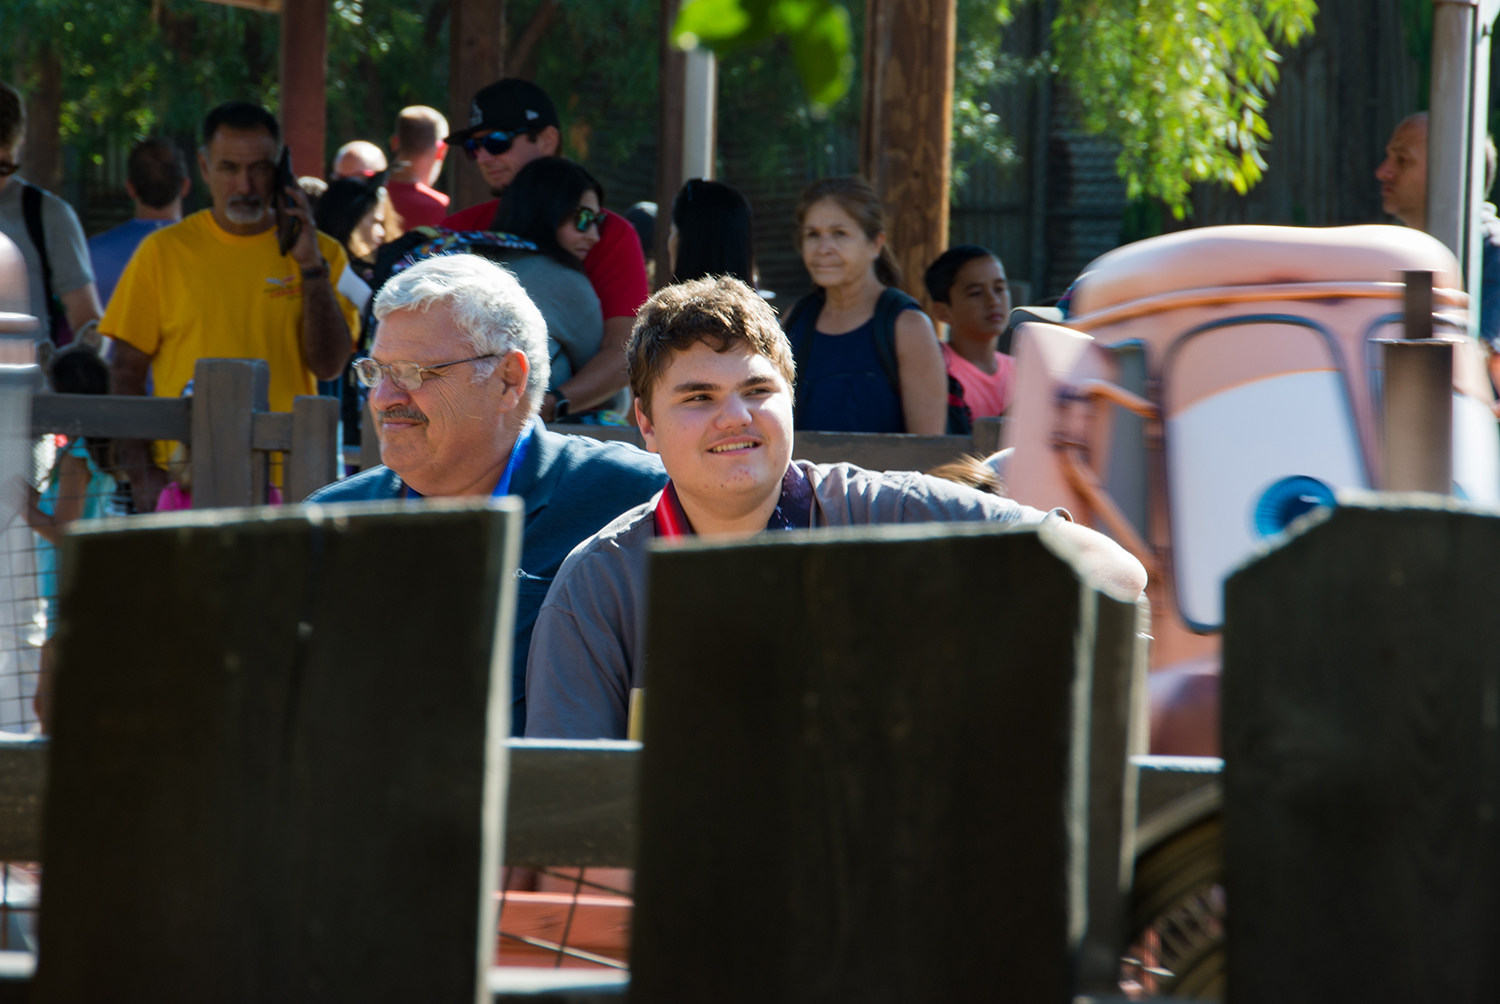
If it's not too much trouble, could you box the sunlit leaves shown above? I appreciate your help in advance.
[673,0,854,113]
[1053,0,1316,216]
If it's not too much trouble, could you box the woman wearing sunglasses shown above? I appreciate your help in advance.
[492,157,620,421]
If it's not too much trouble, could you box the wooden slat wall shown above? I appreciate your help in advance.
[631,522,1145,1001]
[34,500,523,1003]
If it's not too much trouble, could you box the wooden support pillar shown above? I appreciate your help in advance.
[449,0,506,213]
[654,0,687,289]
[278,0,328,179]
[860,0,957,301]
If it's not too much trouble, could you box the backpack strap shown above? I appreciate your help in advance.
[783,289,825,424]
[870,286,922,394]
[20,184,62,337]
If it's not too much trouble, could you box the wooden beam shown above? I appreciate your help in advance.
[279,0,328,178]
[450,0,506,213]
[860,0,957,302]
[654,0,687,289]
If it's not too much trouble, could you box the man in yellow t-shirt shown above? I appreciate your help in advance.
[103,101,360,511]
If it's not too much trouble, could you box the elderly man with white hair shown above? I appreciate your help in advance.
[305,254,666,732]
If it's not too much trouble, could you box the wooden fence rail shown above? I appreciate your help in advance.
[31,357,339,505]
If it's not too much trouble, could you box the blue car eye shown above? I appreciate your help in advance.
[1252,475,1337,538]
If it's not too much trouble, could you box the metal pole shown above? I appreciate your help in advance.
[682,48,716,181]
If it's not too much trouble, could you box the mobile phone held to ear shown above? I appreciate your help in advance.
[274,147,301,256]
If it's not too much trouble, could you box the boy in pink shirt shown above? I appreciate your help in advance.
[925,246,1016,417]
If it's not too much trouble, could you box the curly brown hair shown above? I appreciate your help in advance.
[627,275,796,418]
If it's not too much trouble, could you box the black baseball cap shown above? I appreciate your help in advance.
[446,79,560,144]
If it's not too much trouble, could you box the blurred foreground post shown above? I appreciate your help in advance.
[860,0,957,303]
[33,499,522,1003]
[630,522,1146,1000]
[1224,499,1500,1002]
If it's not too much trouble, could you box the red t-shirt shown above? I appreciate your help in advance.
[440,200,649,320]
[387,181,450,229]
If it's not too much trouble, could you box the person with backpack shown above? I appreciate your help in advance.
[0,83,103,346]
[781,176,948,435]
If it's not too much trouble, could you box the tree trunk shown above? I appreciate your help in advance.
[859,0,956,304]
[23,42,64,194]
[448,0,505,213]
[280,0,329,178]
[654,0,686,289]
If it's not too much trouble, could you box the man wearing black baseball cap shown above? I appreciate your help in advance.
[442,79,648,423]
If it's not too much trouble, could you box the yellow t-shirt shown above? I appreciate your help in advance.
[100,209,359,413]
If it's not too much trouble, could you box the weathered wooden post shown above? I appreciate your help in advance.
[285,394,340,502]
[630,521,1146,1000]
[1223,497,1500,1002]
[190,358,269,509]
[32,498,523,1003]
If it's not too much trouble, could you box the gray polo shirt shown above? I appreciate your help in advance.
[0,178,94,322]
[524,460,1061,740]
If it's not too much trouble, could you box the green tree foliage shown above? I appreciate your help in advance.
[671,0,1317,215]
[672,0,854,112]
[1054,0,1316,216]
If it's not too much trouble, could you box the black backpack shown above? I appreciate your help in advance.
[782,286,972,436]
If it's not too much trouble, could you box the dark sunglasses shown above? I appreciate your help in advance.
[573,207,606,233]
[462,128,528,160]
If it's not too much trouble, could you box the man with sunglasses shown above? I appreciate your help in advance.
[0,82,104,344]
[442,79,649,423]
[304,254,666,735]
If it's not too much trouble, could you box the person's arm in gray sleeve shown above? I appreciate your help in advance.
[44,194,102,332]
[524,575,635,740]
[853,467,1148,597]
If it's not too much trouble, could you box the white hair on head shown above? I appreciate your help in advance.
[374,254,550,410]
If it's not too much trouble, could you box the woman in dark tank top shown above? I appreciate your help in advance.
[785,176,947,434]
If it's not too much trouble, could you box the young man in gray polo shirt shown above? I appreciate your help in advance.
[523,276,1147,740]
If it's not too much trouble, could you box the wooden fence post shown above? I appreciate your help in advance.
[286,395,340,502]
[1223,498,1500,1002]
[190,359,269,509]
[34,498,523,1003]
[630,522,1145,1001]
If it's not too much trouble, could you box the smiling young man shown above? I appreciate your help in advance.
[523,276,1148,740]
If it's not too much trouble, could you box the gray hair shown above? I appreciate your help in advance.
[374,254,550,410]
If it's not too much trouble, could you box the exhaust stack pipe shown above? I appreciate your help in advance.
[1380,270,1452,494]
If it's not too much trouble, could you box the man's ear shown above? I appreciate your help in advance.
[538,126,562,157]
[634,397,658,453]
[124,181,139,202]
[498,350,530,410]
[196,148,210,182]
[179,177,192,200]
[929,300,953,326]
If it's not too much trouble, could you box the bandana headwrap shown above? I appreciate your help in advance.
[653,464,813,539]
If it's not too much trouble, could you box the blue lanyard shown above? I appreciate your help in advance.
[492,419,535,498]
[403,419,535,500]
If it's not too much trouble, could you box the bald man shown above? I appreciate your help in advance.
[332,140,388,179]
[1377,111,1500,374]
